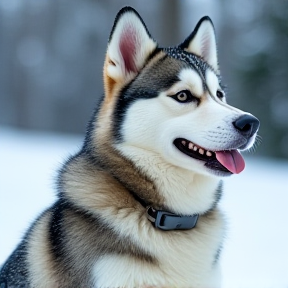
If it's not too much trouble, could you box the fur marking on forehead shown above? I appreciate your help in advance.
[178,69,204,96]
[164,47,210,80]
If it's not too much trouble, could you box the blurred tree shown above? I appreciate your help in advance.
[1,0,287,160]
[159,0,180,46]
[218,0,288,160]
[232,1,288,159]
[0,0,181,134]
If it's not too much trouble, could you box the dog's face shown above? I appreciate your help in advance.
[102,7,260,178]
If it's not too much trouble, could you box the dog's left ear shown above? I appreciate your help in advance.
[104,7,157,98]
[180,16,219,73]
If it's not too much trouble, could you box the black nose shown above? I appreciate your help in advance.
[233,114,260,137]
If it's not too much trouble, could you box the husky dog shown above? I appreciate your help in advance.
[0,6,260,288]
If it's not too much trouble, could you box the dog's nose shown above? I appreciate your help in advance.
[233,114,260,137]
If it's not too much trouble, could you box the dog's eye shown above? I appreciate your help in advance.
[173,90,198,104]
[216,90,224,99]
[177,91,188,102]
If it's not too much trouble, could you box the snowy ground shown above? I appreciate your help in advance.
[1,126,288,287]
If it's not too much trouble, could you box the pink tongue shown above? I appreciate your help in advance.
[215,150,245,174]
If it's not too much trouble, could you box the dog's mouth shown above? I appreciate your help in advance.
[173,138,245,175]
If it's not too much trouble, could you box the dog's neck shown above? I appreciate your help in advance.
[61,144,222,227]
[115,144,222,216]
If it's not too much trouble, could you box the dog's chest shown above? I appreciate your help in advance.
[92,210,224,287]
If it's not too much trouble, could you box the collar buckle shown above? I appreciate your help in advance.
[146,206,199,231]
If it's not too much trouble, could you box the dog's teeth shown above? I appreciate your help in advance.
[181,140,186,146]
[193,146,198,151]
[199,148,204,155]
[206,151,212,157]
[188,142,194,150]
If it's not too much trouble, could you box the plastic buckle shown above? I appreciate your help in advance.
[154,210,199,231]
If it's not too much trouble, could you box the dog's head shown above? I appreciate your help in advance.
[100,7,260,177]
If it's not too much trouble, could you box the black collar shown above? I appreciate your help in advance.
[132,192,199,231]
[146,206,199,231]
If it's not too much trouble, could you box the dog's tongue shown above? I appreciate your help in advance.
[215,150,245,174]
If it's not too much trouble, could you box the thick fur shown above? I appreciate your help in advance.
[0,7,259,288]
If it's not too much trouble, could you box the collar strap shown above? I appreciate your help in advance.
[146,206,199,231]
[129,190,199,231]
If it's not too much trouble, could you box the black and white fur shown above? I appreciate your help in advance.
[0,7,259,288]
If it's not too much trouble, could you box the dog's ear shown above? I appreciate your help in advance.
[104,7,157,98]
[180,16,219,73]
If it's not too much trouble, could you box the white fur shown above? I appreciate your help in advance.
[167,69,204,97]
[116,145,220,214]
[205,69,222,98]
[93,256,167,287]
[117,67,250,179]
[91,181,224,287]
[93,251,222,287]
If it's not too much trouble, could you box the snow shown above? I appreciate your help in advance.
[1,126,288,287]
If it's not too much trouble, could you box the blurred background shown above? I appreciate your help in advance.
[0,0,287,159]
[1,1,288,287]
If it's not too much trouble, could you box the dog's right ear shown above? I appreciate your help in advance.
[104,7,157,99]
